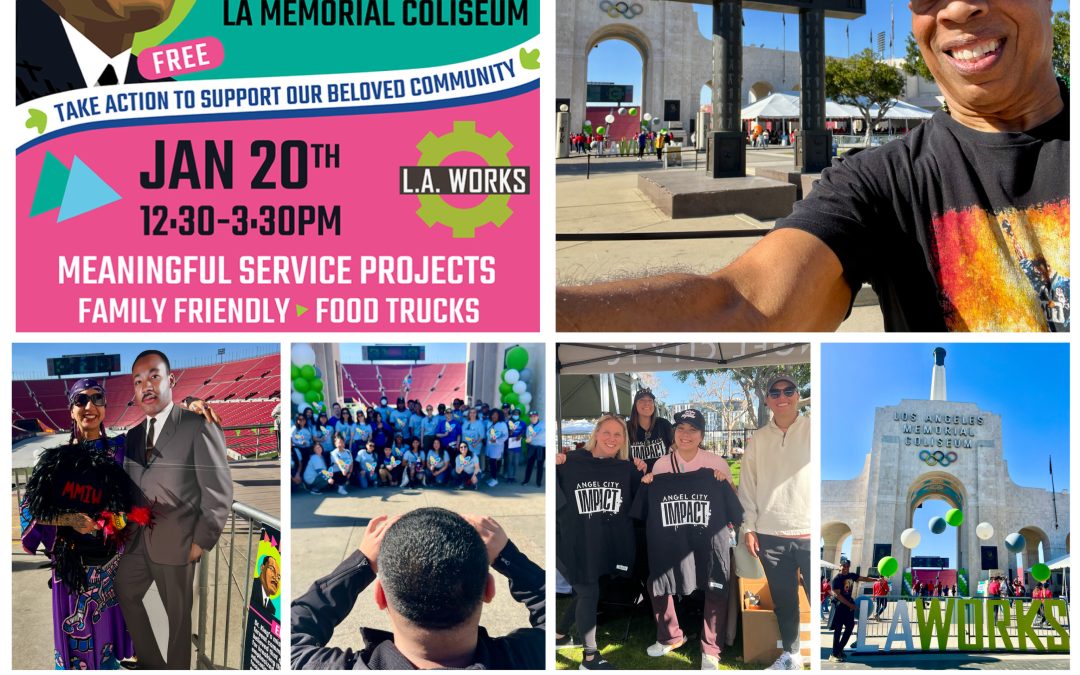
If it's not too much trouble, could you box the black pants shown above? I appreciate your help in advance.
[523,444,545,485]
[832,604,855,656]
[557,582,600,652]
[757,533,811,653]
[487,457,500,481]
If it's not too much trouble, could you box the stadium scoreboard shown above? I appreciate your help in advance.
[363,345,425,361]
[47,353,122,377]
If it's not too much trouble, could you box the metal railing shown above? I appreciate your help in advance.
[195,501,281,669]
[824,595,1069,645]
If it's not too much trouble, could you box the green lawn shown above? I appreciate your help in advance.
[728,459,740,488]
[554,597,754,670]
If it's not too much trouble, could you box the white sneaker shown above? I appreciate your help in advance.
[487,478,499,487]
[766,651,802,670]
[646,640,684,657]
[700,653,720,670]
[337,485,348,495]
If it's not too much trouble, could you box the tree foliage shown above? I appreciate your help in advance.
[826,49,906,146]
[903,13,1070,87]
[901,34,934,82]
[673,365,810,429]
[1053,11,1070,85]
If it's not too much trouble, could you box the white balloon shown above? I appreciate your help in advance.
[900,528,921,549]
[605,114,615,124]
[559,103,569,112]
[291,391,306,406]
[643,112,653,121]
[297,403,311,413]
[519,368,533,383]
[519,392,533,406]
[584,119,592,127]
[504,369,521,385]
[291,343,316,366]
[617,107,626,115]
[513,381,527,394]
[976,522,995,540]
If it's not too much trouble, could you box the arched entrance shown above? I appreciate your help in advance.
[822,521,853,566]
[905,472,969,587]
[748,80,774,103]
[582,25,651,135]
[1017,525,1051,576]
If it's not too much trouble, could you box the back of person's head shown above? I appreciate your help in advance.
[378,508,489,630]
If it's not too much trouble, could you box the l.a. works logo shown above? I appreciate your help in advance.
[401,121,530,239]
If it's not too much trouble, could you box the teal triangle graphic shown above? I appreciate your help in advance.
[58,156,121,222]
[29,152,70,217]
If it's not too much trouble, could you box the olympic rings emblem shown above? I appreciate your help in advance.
[600,1,644,19]
[919,449,959,467]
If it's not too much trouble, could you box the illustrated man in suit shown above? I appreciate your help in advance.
[16,0,176,104]
[253,554,282,618]
[117,349,233,669]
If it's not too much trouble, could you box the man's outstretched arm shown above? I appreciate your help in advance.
[556,228,852,332]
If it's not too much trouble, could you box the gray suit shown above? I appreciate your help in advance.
[118,405,233,668]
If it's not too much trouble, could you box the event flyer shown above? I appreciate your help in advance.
[15,0,539,332]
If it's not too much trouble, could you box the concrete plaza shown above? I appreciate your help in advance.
[556,147,885,332]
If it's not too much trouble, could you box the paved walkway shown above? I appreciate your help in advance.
[556,149,884,332]
[290,477,545,653]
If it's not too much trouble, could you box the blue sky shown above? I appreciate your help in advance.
[338,343,467,364]
[587,1,1070,105]
[822,343,1069,564]
[13,343,278,379]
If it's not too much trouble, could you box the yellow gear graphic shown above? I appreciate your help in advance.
[415,121,514,239]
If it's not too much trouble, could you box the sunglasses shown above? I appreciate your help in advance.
[72,392,106,407]
[768,386,797,399]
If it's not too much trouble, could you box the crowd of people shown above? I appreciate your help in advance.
[569,129,675,160]
[556,378,810,670]
[290,397,546,496]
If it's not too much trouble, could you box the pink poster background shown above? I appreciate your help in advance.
[16,91,539,332]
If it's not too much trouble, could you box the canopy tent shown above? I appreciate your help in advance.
[1047,554,1070,570]
[556,342,810,450]
[741,93,933,121]
[558,372,634,419]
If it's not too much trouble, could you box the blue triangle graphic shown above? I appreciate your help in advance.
[58,156,121,222]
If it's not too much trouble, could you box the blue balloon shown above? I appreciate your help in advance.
[314,365,323,379]
[1005,532,1026,553]
[929,516,947,534]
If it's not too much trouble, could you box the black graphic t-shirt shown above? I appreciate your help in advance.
[628,418,674,471]
[556,451,641,585]
[776,84,1069,332]
[629,469,744,597]
[831,572,860,613]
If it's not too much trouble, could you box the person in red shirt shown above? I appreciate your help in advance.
[871,576,890,620]
[821,577,832,620]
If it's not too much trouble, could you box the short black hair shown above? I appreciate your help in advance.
[133,349,172,374]
[377,508,488,630]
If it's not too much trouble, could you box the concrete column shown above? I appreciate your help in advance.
[710,0,745,178]
[796,8,832,173]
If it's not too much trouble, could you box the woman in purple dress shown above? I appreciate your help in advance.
[21,378,139,670]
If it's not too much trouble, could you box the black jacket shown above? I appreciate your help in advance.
[17,0,168,105]
[291,541,545,670]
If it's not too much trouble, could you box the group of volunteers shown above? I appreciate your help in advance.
[556,377,811,670]
[291,396,546,495]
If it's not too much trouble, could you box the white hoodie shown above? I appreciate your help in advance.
[738,413,810,537]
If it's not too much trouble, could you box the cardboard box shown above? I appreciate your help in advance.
[740,577,811,664]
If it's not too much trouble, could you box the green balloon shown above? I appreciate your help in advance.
[629,107,638,116]
[945,508,964,527]
[517,404,529,417]
[300,364,316,380]
[293,377,310,393]
[305,389,323,404]
[498,382,513,395]
[503,392,519,406]
[877,556,899,577]
[1031,563,1051,582]
[291,364,300,380]
[596,126,606,135]
[310,378,324,392]
[506,346,529,371]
